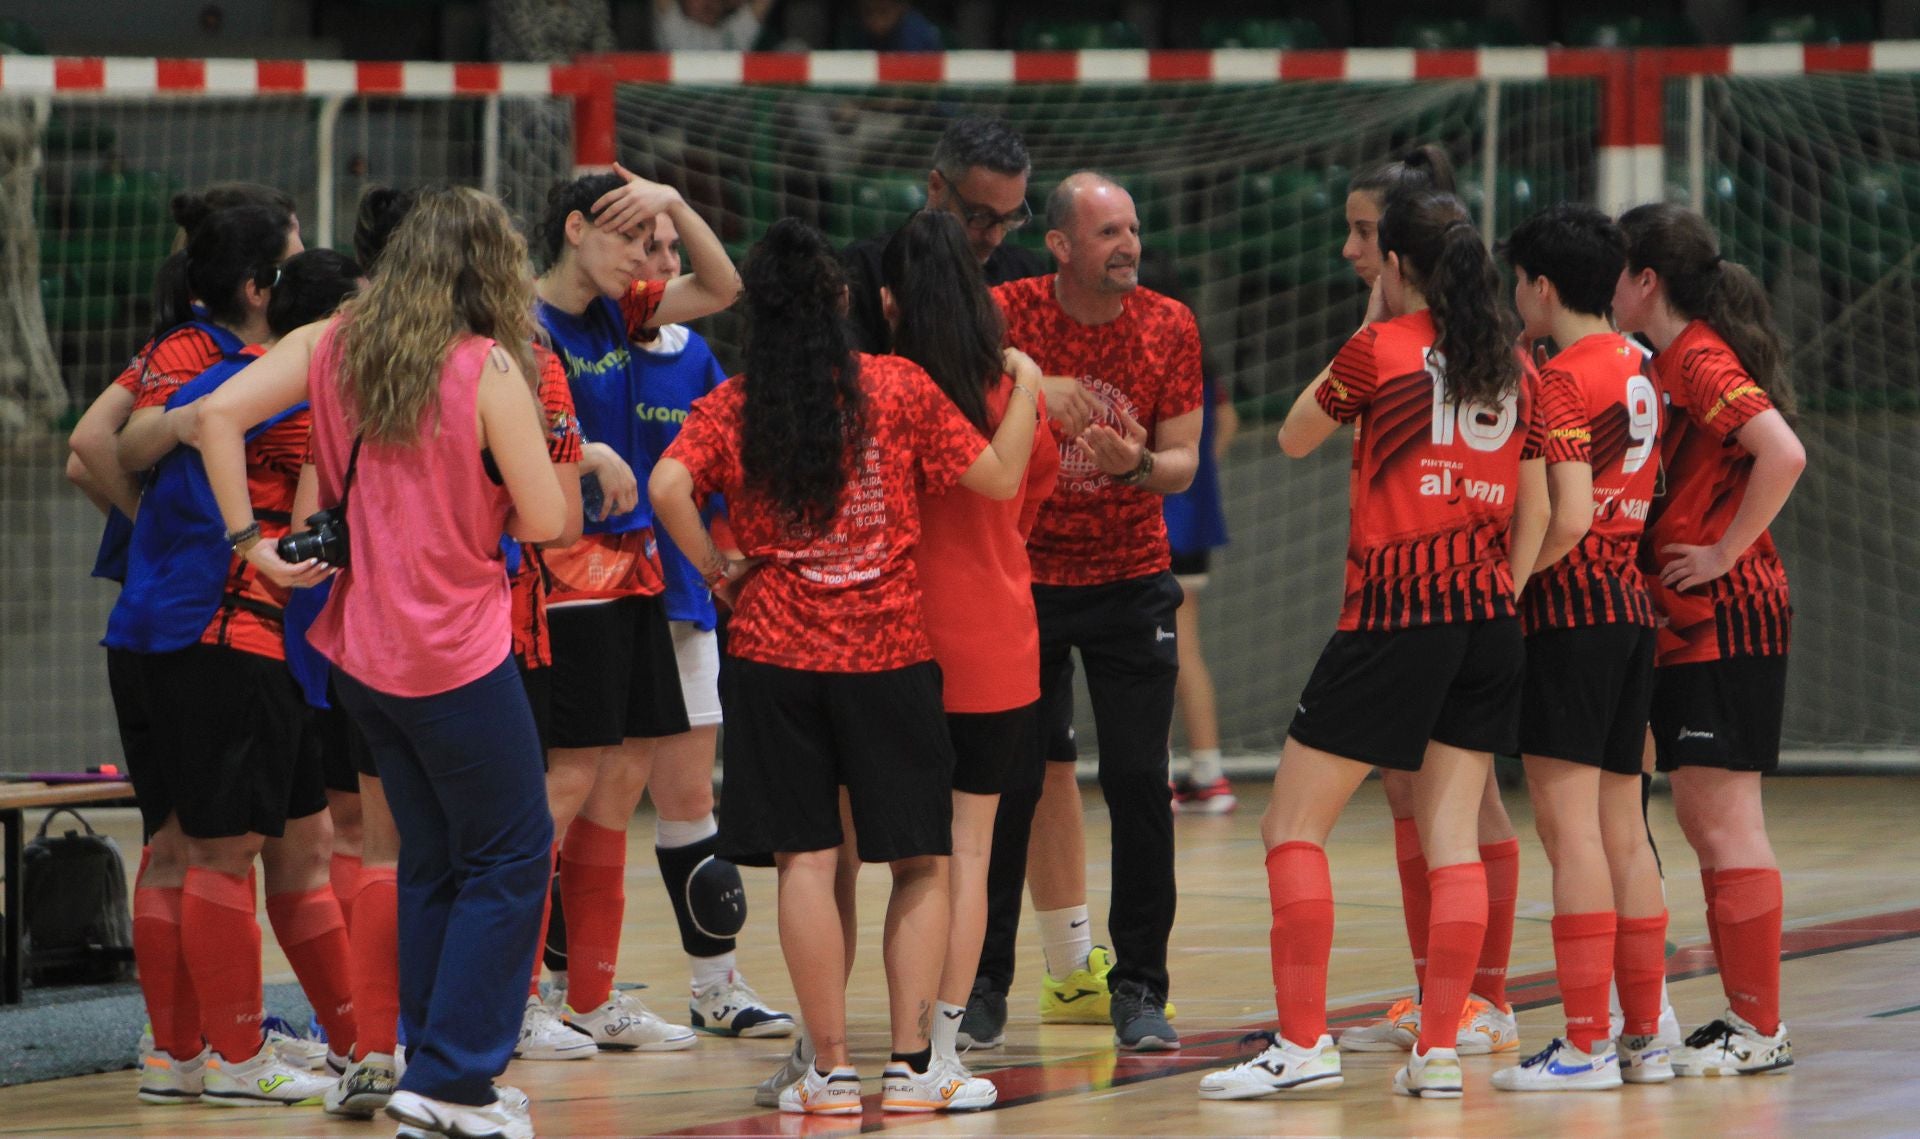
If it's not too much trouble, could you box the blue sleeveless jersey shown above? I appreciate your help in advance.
[637,328,729,630]
[537,295,654,535]
[104,349,304,655]
[1163,374,1229,557]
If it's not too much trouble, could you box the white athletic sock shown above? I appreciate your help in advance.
[1038,905,1093,978]
[1188,747,1224,786]
[657,813,719,850]
[932,1000,966,1061]
[691,951,735,994]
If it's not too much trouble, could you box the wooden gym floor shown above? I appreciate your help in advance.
[3,774,1916,1137]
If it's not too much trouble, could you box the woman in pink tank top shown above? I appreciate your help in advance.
[184,187,565,1138]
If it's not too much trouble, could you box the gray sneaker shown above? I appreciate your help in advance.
[957,979,1007,1051]
[753,1034,813,1108]
[1111,981,1179,1052]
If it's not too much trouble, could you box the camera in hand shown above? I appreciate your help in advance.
[277,508,349,567]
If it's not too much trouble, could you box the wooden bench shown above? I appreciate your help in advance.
[0,781,136,1004]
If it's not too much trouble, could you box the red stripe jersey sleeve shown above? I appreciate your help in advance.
[1536,366,1592,465]
[1316,325,1380,424]
[532,344,584,465]
[619,279,669,341]
[131,329,224,410]
[1674,343,1775,439]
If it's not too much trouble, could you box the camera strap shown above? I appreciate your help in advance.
[337,436,364,513]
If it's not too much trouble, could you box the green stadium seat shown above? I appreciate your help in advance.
[1564,14,1700,46]
[68,170,177,231]
[844,177,926,238]
[1198,18,1326,50]
[0,17,46,54]
[39,273,116,331]
[1390,17,1525,49]
[1015,20,1144,51]
[1743,8,1874,44]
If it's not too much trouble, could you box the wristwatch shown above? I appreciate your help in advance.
[1116,449,1155,487]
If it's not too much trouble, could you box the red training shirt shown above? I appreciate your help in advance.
[1644,320,1791,665]
[510,344,585,669]
[131,327,231,410]
[992,276,1204,587]
[1521,333,1662,632]
[1317,310,1543,632]
[664,353,987,673]
[915,376,1060,713]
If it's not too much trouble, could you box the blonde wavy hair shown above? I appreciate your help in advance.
[335,186,537,444]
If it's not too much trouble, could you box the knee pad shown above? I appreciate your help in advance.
[685,854,747,940]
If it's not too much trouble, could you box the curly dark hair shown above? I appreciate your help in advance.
[740,218,866,529]
[1379,190,1519,409]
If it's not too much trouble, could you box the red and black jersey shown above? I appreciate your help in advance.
[131,327,229,410]
[1317,310,1542,632]
[1645,320,1791,664]
[664,353,987,673]
[992,276,1204,587]
[1521,333,1662,632]
[510,344,585,669]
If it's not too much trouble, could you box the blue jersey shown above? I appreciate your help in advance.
[637,326,729,629]
[1163,373,1228,557]
[537,294,655,535]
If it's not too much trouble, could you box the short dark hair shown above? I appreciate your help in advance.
[931,117,1031,183]
[267,249,362,336]
[1502,203,1627,318]
[537,172,628,267]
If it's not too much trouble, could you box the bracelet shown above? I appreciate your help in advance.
[1116,449,1155,487]
[704,561,731,588]
[226,521,262,554]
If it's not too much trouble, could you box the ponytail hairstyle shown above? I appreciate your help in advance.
[153,182,297,333]
[335,186,537,446]
[353,186,419,271]
[535,172,629,270]
[881,210,1003,435]
[739,218,866,529]
[266,249,362,338]
[1379,190,1519,410]
[157,204,295,331]
[1617,202,1793,416]
[1349,143,1456,204]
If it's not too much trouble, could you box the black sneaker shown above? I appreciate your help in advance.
[957,977,1007,1051]
[1111,980,1179,1052]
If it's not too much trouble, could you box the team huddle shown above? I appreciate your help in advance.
[61,118,1802,1137]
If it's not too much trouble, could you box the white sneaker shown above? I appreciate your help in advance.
[1617,1032,1676,1083]
[690,971,796,1038]
[778,1064,864,1115]
[1457,996,1521,1055]
[1670,1011,1792,1076]
[323,1052,397,1118]
[1198,1033,1343,1099]
[516,995,597,1061]
[881,1057,997,1112]
[263,1016,330,1071]
[137,1045,208,1104]
[1393,1045,1464,1099]
[755,1035,813,1108]
[1491,1038,1623,1092]
[387,1084,533,1139]
[566,990,697,1052]
[202,1042,336,1106]
[1609,981,1682,1045]
[1339,996,1419,1052]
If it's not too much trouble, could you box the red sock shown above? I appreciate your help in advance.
[1476,838,1520,1008]
[133,880,202,1058]
[350,867,400,1058]
[265,887,356,1054]
[329,853,363,931]
[559,818,627,1012]
[180,867,263,1062]
[1417,862,1488,1052]
[1392,818,1430,991]
[1264,842,1334,1048]
[531,842,557,997]
[1711,868,1783,1035]
[1615,911,1669,1037]
[1701,868,1723,967]
[1550,912,1616,1051]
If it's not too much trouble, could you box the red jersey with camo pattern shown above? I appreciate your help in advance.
[664,354,987,673]
[510,344,584,669]
[130,327,230,410]
[1317,310,1543,632]
[992,276,1204,587]
[1521,333,1662,632]
[1644,320,1791,665]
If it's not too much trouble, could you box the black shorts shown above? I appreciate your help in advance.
[718,658,953,866]
[1288,618,1525,772]
[519,660,552,758]
[326,675,381,779]
[107,648,163,841]
[1650,655,1788,774]
[548,594,691,748]
[948,702,1040,797]
[134,645,321,839]
[1170,549,1210,580]
[1520,624,1657,775]
[306,704,363,793]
